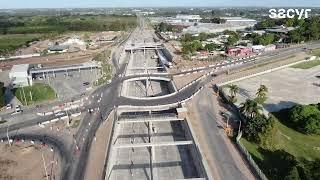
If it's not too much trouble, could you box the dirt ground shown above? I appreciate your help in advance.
[0,31,125,71]
[165,41,221,73]
[0,143,60,180]
[84,111,114,180]
[173,71,206,89]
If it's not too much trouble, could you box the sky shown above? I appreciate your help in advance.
[1,0,320,9]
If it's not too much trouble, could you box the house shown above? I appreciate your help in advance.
[48,45,69,54]
[264,44,276,52]
[227,46,253,56]
[252,45,265,53]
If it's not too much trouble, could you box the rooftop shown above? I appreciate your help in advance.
[48,45,69,51]
[10,64,29,73]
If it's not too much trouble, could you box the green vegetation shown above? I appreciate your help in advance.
[239,99,320,179]
[278,104,320,135]
[226,84,239,103]
[0,34,42,55]
[241,117,320,180]
[255,17,320,43]
[93,50,113,86]
[311,48,320,56]
[0,15,137,34]
[291,60,320,69]
[0,14,137,55]
[223,30,240,47]
[71,119,81,128]
[0,82,5,108]
[255,85,268,104]
[180,33,222,55]
[13,83,56,105]
[200,17,226,24]
[155,22,183,33]
[246,33,278,45]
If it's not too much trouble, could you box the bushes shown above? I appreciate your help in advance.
[286,104,320,135]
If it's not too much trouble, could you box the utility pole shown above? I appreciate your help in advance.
[29,91,33,103]
[21,84,27,105]
[6,125,11,147]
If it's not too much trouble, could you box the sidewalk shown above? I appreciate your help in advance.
[84,112,113,180]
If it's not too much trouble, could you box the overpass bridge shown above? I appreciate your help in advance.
[125,42,164,51]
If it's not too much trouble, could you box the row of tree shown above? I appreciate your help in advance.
[0,15,138,34]
[155,22,184,33]
[254,17,320,43]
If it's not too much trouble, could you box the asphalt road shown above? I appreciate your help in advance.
[193,87,248,180]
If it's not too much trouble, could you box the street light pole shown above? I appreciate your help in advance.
[6,125,11,147]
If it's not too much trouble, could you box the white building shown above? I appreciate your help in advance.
[9,64,32,87]
[221,17,257,25]
[175,14,202,23]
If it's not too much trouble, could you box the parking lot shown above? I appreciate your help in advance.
[34,68,100,100]
[232,65,320,112]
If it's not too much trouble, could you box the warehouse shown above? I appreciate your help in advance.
[9,64,33,87]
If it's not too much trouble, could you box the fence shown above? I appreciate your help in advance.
[236,137,268,180]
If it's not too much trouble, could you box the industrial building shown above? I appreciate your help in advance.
[8,61,101,87]
[227,46,253,56]
[175,14,202,22]
[9,64,33,87]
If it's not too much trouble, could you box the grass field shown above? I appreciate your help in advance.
[241,117,320,179]
[311,48,320,56]
[291,60,320,69]
[0,34,42,54]
[13,83,56,105]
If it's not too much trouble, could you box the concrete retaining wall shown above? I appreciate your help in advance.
[181,119,212,179]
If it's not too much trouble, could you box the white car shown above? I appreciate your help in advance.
[15,105,22,113]
[54,112,65,117]
[6,104,12,110]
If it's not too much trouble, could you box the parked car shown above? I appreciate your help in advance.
[15,105,22,113]
[6,104,12,110]
[83,82,90,86]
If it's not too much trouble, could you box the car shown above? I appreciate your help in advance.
[83,82,90,86]
[55,112,65,117]
[6,104,12,110]
[15,105,21,110]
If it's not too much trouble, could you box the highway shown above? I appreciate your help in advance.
[0,14,320,180]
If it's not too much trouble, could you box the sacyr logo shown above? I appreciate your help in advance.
[269,9,312,19]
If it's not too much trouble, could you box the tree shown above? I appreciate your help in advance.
[240,99,262,118]
[287,104,320,135]
[243,114,274,143]
[227,84,239,101]
[255,84,268,104]
[204,43,219,52]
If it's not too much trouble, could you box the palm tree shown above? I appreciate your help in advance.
[227,84,239,99]
[240,99,262,118]
[256,85,268,103]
